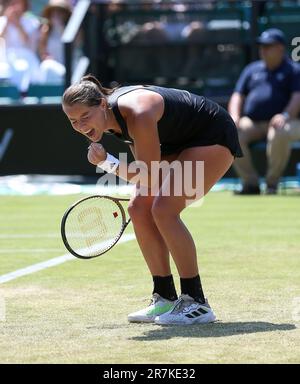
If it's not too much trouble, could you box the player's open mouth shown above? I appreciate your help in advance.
[85,129,95,139]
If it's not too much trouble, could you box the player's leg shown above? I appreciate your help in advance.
[152,144,233,324]
[127,154,179,322]
[127,152,180,276]
[128,191,171,276]
[152,144,233,278]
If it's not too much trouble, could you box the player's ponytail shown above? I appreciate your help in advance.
[80,75,114,96]
[62,74,116,107]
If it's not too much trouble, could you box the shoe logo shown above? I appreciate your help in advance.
[182,304,199,313]
[185,307,209,319]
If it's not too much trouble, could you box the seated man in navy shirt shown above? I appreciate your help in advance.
[228,28,300,194]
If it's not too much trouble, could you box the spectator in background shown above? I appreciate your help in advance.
[115,1,169,82]
[181,21,207,80]
[38,0,73,84]
[228,28,300,195]
[0,0,40,91]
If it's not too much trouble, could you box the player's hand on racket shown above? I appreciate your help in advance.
[87,143,107,165]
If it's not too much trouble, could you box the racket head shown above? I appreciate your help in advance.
[61,195,129,259]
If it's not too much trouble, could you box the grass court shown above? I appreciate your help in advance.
[0,192,299,363]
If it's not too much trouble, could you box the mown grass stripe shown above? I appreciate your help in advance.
[0,233,135,284]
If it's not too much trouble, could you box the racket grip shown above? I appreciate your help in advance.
[97,153,120,173]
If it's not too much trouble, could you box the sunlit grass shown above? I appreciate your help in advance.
[0,193,299,363]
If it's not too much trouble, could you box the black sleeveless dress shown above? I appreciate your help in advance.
[107,85,243,157]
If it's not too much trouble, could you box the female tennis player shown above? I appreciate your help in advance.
[62,75,242,325]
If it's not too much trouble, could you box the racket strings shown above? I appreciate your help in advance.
[64,197,125,257]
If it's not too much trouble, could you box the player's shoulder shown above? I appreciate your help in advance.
[118,87,164,117]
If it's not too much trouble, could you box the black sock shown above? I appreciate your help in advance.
[180,275,205,304]
[152,275,178,301]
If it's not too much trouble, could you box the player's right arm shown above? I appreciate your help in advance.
[88,91,163,188]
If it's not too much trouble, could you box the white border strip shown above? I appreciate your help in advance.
[0,234,135,284]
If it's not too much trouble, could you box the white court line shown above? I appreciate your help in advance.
[0,234,59,239]
[0,233,135,284]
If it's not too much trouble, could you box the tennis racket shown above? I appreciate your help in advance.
[61,195,131,259]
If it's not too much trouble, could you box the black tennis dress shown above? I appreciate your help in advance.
[107,85,243,158]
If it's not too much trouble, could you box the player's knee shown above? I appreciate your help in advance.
[151,198,174,223]
[128,196,152,221]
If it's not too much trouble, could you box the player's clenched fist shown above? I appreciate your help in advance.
[87,143,107,165]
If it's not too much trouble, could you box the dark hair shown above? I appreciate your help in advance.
[62,75,116,107]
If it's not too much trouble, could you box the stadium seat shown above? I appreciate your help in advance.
[27,84,64,98]
[0,85,20,100]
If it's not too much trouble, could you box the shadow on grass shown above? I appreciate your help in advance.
[129,321,296,341]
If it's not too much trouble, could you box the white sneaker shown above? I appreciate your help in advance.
[128,293,176,323]
[154,294,216,325]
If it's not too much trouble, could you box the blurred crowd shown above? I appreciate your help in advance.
[0,0,82,92]
[1,0,300,93]
[104,0,300,45]
[0,0,247,93]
